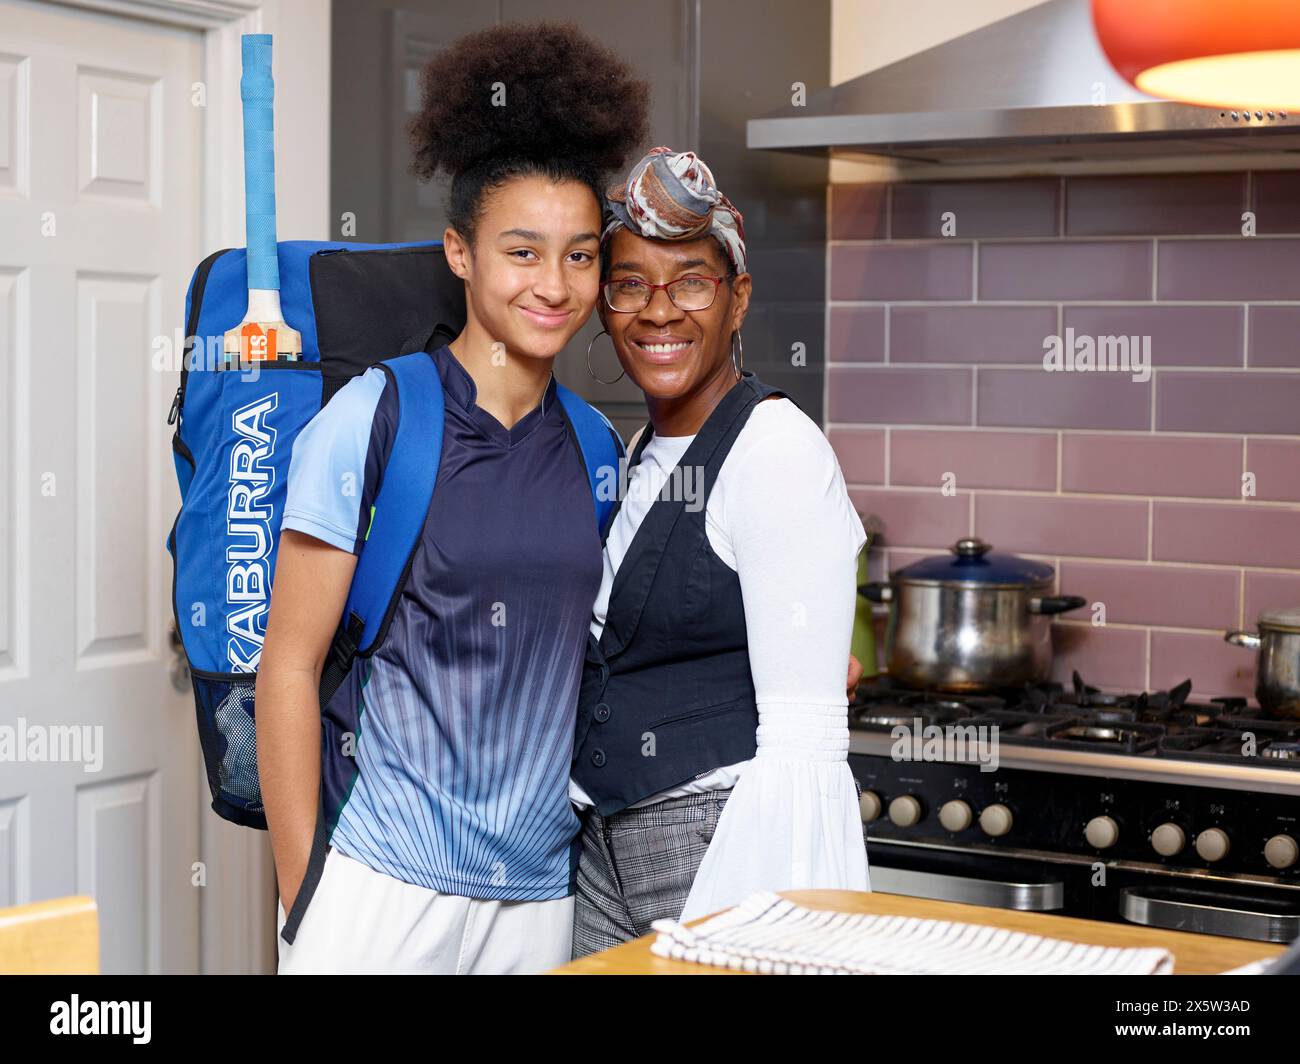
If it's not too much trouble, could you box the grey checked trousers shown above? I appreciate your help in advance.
[571,788,733,959]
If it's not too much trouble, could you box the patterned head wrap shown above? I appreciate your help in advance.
[601,146,747,275]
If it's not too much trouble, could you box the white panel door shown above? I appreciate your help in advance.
[0,0,202,973]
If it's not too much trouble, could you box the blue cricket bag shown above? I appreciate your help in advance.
[166,240,624,831]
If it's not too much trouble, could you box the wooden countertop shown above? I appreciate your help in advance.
[551,889,1288,975]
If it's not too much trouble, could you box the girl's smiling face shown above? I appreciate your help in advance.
[599,227,751,401]
[445,173,603,362]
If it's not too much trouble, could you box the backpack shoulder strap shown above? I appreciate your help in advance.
[320,351,443,708]
[555,383,624,536]
[349,350,444,652]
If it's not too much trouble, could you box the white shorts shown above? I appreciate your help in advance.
[275,847,575,974]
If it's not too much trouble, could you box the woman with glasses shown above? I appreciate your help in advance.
[568,147,871,955]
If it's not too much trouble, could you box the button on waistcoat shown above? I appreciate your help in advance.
[572,372,787,815]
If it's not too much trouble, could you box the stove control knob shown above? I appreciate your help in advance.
[1265,834,1299,870]
[939,800,973,832]
[1085,815,1120,850]
[1150,822,1186,857]
[859,789,882,823]
[979,803,1014,838]
[888,795,924,828]
[1195,827,1231,863]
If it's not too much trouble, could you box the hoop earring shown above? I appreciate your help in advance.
[586,330,625,385]
[731,330,744,378]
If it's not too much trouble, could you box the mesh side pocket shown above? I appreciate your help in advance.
[192,671,267,829]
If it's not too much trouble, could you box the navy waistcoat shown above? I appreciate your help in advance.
[572,371,787,815]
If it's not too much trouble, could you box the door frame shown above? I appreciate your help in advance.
[41,0,330,974]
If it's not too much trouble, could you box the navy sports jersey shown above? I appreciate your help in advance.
[281,344,603,899]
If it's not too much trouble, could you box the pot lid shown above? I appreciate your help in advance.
[1260,607,1300,633]
[894,537,1055,585]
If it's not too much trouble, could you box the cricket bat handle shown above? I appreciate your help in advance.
[240,34,279,293]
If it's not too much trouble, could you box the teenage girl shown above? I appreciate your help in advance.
[255,22,647,974]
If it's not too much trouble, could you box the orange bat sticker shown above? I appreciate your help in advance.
[240,322,277,362]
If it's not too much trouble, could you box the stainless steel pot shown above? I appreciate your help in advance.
[862,537,1086,692]
[1225,608,1300,719]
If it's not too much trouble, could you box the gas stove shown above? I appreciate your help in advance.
[848,673,1300,944]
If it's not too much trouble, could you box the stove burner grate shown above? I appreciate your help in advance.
[850,673,1300,767]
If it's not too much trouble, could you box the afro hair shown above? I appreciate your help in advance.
[408,20,650,246]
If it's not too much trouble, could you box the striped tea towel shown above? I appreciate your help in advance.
[650,892,1175,975]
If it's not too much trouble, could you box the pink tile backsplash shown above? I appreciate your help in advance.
[1245,439,1300,502]
[1065,173,1247,236]
[830,243,973,301]
[1157,238,1300,300]
[891,178,1060,239]
[890,429,1057,491]
[827,366,972,424]
[979,240,1153,300]
[1049,624,1148,691]
[890,305,1056,363]
[974,493,1148,559]
[847,488,969,549]
[1156,371,1300,434]
[1057,560,1239,630]
[828,168,1300,703]
[1150,631,1255,700]
[827,427,886,485]
[829,183,889,240]
[1251,171,1300,234]
[1244,571,1300,624]
[828,306,886,362]
[1248,306,1300,367]
[1060,433,1241,498]
[1061,304,1243,367]
[976,368,1150,430]
[1152,501,1300,569]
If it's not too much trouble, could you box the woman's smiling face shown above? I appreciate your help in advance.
[445,173,603,362]
[600,227,752,401]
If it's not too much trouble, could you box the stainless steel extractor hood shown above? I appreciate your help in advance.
[748,0,1300,165]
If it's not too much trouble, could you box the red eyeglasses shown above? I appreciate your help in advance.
[603,275,728,313]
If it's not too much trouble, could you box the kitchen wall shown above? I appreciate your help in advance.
[827,169,1300,699]
[824,2,1300,700]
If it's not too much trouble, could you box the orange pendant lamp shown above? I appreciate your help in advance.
[1092,0,1300,110]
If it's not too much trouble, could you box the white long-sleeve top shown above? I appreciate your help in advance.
[568,396,871,921]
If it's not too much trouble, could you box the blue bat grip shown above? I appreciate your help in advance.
[241,34,279,292]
